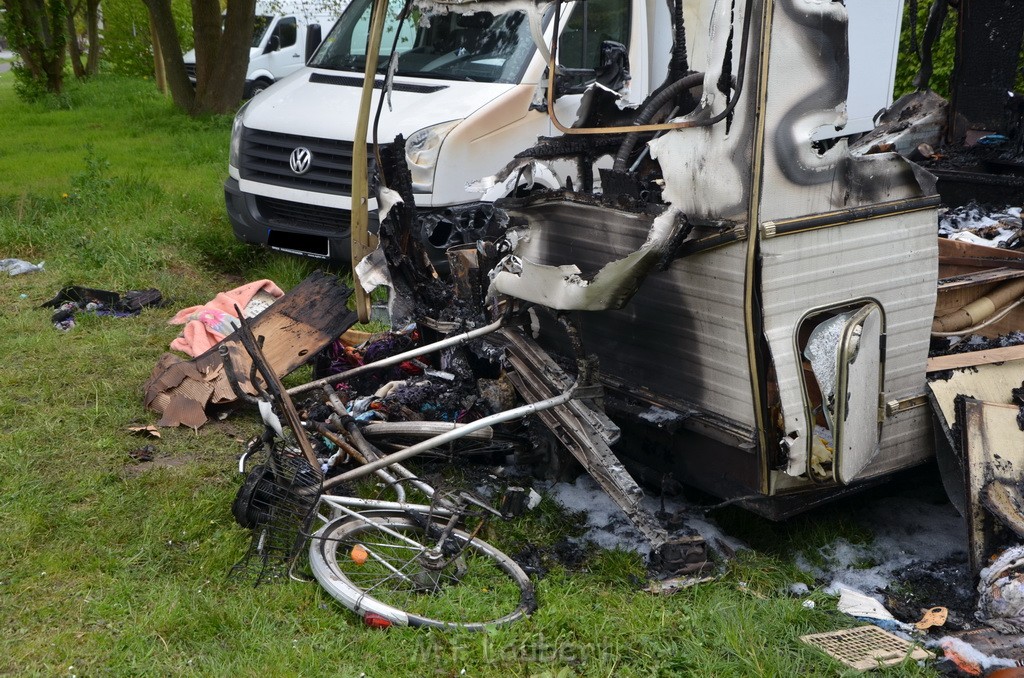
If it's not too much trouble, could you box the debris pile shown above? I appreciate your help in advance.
[791,489,1024,673]
[144,271,357,429]
[930,202,1024,364]
[40,285,163,331]
[939,202,1024,251]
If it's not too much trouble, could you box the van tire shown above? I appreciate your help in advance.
[247,78,273,99]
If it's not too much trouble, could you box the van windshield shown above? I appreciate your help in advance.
[251,15,273,48]
[309,0,536,84]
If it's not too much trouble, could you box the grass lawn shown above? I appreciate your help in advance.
[0,73,939,676]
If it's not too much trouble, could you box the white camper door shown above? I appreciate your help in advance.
[832,303,884,484]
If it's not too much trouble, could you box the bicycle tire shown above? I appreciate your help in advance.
[309,515,536,629]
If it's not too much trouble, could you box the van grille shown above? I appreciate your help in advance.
[185,63,196,80]
[256,195,351,233]
[240,128,368,194]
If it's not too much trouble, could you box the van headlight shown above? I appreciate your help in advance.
[406,120,461,192]
[229,100,251,169]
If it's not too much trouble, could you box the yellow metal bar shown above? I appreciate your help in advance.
[745,0,773,495]
[349,0,390,323]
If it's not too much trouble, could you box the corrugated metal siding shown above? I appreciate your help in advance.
[514,201,756,430]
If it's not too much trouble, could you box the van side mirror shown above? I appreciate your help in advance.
[265,35,281,53]
[305,24,322,63]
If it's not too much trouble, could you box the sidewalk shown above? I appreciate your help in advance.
[0,50,15,75]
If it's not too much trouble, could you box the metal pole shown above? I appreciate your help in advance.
[286,318,503,396]
[329,387,576,483]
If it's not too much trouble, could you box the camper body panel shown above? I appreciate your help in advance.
[489,0,935,512]
[759,208,938,481]
[748,0,937,490]
[506,198,757,432]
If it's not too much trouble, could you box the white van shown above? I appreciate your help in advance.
[224,0,903,263]
[185,0,345,99]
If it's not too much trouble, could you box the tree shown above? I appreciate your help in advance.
[1,0,68,95]
[143,0,257,115]
[66,0,100,78]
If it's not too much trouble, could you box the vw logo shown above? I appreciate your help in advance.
[289,147,313,175]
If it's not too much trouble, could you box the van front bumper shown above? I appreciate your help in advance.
[224,177,356,264]
[225,178,504,266]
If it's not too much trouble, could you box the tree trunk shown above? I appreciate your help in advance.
[142,0,194,110]
[66,0,85,78]
[191,0,256,115]
[84,0,100,75]
[141,0,256,116]
[150,19,167,94]
[2,0,69,93]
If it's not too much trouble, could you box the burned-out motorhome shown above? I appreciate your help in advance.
[344,0,938,547]
[145,0,1024,631]
[336,0,1024,572]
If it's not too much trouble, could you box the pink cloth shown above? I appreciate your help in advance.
[168,279,284,356]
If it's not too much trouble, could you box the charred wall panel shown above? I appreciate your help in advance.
[649,0,758,223]
[508,200,757,434]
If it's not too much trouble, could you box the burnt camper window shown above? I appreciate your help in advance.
[559,0,631,70]
[797,302,885,484]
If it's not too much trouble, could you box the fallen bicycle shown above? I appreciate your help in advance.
[223,306,556,628]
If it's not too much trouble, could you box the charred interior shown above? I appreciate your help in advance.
[902,1,1024,207]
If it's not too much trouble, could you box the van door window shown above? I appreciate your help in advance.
[559,0,631,71]
[251,15,273,48]
[275,17,298,49]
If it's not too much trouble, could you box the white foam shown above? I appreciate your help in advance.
[546,475,747,557]
[797,496,966,599]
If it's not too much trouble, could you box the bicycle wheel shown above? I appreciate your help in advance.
[309,515,536,629]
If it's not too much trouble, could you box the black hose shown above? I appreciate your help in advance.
[669,0,689,81]
[612,71,704,172]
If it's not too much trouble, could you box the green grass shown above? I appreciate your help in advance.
[0,74,940,676]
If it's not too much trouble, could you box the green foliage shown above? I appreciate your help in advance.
[10,64,51,102]
[68,144,114,207]
[100,0,195,76]
[2,0,69,98]
[893,0,956,99]
[98,0,155,76]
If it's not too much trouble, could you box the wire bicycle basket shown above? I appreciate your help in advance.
[221,309,325,584]
[230,440,323,584]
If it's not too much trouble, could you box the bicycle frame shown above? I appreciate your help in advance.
[315,493,455,526]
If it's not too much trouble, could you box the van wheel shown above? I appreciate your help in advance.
[248,78,273,98]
